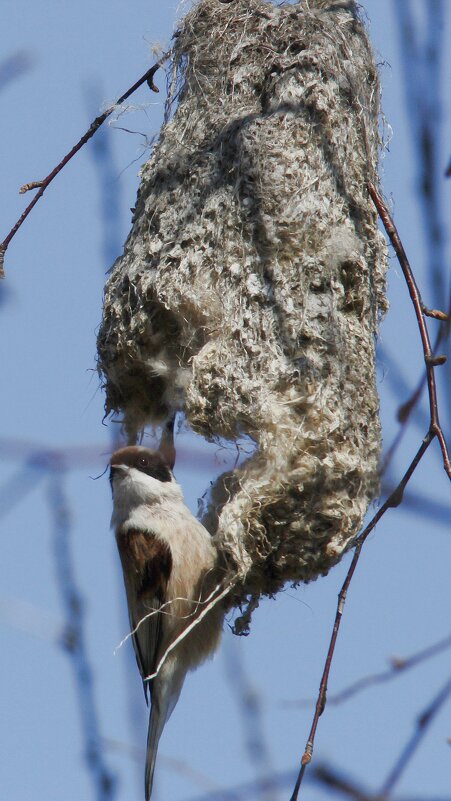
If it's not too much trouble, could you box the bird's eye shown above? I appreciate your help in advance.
[138,456,149,468]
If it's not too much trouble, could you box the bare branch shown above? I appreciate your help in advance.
[289,185,451,800]
[0,52,170,275]
[368,182,451,480]
[289,433,439,798]
[371,1,451,474]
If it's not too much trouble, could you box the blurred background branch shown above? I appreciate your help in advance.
[283,630,451,709]
[0,51,34,92]
[223,642,277,801]
[47,469,117,801]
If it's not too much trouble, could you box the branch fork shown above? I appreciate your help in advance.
[289,183,451,801]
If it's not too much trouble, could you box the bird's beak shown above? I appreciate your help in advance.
[109,464,128,485]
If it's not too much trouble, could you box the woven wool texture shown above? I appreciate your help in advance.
[98,0,388,612]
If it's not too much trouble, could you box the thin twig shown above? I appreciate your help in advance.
[384,0,451,461]
[289,186,451,801]
[289,436,437,799]
[0,52,170,277]
[368,182,451,480]
[288,538,364,801]
[395,320,450,430]
[377,344,429,476]
[379,673,451,797]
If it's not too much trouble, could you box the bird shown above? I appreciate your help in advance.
[109,420,223,800]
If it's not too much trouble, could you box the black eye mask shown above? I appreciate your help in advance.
[110,447,173,485]
[136,457,172,483]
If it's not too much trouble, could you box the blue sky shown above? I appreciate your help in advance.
[1,2,450,800]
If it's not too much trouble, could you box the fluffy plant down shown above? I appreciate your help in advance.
[98,0,388,624]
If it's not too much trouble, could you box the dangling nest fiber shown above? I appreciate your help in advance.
[97,0,388,623]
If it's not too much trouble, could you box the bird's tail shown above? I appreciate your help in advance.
[145,701,167,801]
[145,669,185,800]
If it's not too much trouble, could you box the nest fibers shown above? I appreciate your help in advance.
[98,0,388,621]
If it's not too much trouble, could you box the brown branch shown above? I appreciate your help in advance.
[396,312,450,422]
[368,182,451,481]
[288,541,365,801]
[289,186,451,801]
[0,51,170,278]
[288,439,425,801]
[399,334,449,435]
[377,0,451,471]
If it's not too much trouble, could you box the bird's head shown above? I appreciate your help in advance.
[110,444,176,502]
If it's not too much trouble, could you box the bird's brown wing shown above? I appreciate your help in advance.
[116,528,172,703]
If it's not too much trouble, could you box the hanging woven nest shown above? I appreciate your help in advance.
[97,0,388,627]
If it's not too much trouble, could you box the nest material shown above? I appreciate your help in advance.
[98,0,388,615]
